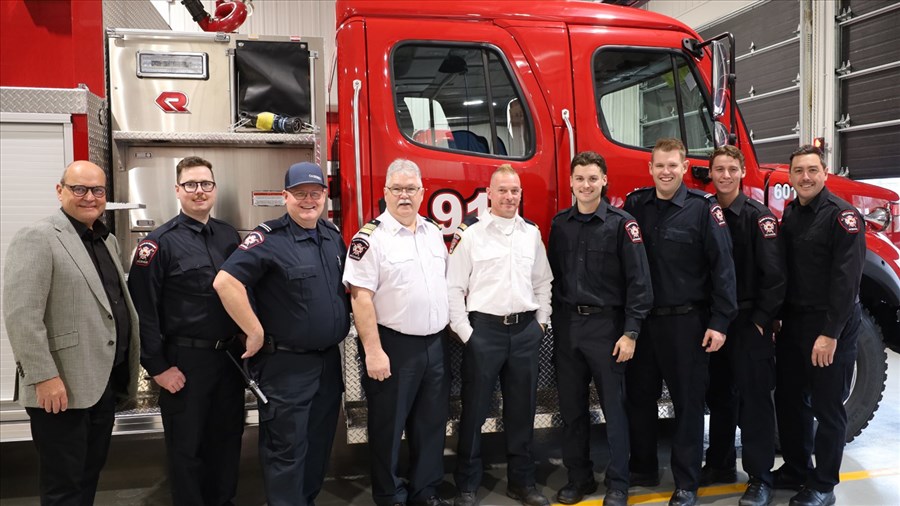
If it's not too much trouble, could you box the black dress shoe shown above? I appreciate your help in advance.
[454,491,476,506]
[603,489,628,506]
[739,479,774,506]
[773,467,805,491]
[668,489,698,506]
[411,497,450,506]
[556,480,599,504]
[506,485,551,506]
[628,471,660,488]
[789,488,836,506]
[699,464,738,486]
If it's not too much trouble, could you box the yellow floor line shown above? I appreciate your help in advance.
[550,468,900,505]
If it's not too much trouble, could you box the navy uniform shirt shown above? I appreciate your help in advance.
[547,199,653,335]
[220,214,350,349]
[624,184,738,333]
[781,187,865,338]
[128,212,241,376]
[721,193,786,329]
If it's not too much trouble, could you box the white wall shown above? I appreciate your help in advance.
[642,0,760,30]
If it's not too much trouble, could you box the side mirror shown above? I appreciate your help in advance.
[714,121,729,147]
[711,40,730,119]
[692,165,712,185]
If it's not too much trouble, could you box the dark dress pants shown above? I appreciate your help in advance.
[360,326,450,505]
[625,310,709,491]
[454,314,543,493]
[26,366,124,506]
[705,310,776,484]
[159,345,245,505]
[775,304,859,493]
[254,346,342,506]
[554,310,630,493]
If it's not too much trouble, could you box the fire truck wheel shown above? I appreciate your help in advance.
[843,306,888,443]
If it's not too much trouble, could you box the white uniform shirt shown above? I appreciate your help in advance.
[447,211,553,343]
[342,211,449,336]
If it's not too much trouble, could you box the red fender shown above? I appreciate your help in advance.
[198,0,248,33]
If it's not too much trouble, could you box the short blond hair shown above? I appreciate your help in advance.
[652,138,686,160]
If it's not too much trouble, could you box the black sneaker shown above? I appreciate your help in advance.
[739,479,774,506]
[603,489,628,506]
[556,480,599,504]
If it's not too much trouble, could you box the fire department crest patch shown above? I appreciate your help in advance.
[239,231,265,250]
[758,216,778,239]
[838,210,860,233]
[711,205,727,227]
[348,237,370,261]
[133,240,158,267]
[449,232,462,254]
[624,220,643,243]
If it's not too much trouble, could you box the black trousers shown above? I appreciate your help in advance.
[26,368,123,506]
[159,345,245,505]
[454,313,543,493]
[705,310,776,484]
[360,326,450,505]
[554,310,630,492]
[625,310,709,491]
[254,345,342,506]
[775,304,859,493]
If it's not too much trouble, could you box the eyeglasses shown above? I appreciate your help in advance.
[63,184,106,198]
[288,189,324,200]
[179,181,216,193]
[386,186,422,196]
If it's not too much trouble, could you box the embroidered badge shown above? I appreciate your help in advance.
[133,240,158,267]
[757,216,778,239]
[624,220,643,243]
[838,209,860,234]
[239,231,265,250]
[449,232,462,254]
[710,204,727,227]
[348,238,370,261]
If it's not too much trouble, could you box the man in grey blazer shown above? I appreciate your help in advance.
[3,160,140,505]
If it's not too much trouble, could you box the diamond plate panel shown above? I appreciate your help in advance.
[86,92,109,170]
[102,0,170,31]
[0,87,88,114]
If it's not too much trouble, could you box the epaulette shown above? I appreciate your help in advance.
[552,208,570,223]
[321,219,340,233]
[625,186,653,198]
[522,217,539,229]
[355,219,381,237]
[687,188,716,200]
[259,216,288,233]
[744,197,770,214]
[149,219,178,240]
[450,216,479,255]
[461,213,480,228]
[424,216,443,230]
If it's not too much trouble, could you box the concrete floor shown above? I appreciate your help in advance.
[2,351,898,506]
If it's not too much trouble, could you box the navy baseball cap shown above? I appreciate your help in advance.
[285,162,326,189]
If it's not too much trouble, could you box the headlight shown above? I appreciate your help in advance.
[864,206,891,232]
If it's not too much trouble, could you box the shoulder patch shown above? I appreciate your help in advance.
[449,232,462,255]
[838,209,860,234]
[239,231,266,250]
[757,215,778,239]
[348,237,370,260]
[356,219,381,237]
[710,204,727,227]
[624,220,643,243]
[133,240,159,267]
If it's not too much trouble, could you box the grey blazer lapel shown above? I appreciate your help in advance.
[51,211,112,314]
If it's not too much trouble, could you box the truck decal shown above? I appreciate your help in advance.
[429,188,488,237]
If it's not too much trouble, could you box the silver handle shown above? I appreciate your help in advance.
[562,109,576,205]
[352,79,364,228]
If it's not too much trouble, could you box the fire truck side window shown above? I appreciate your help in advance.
[392,44,532,158]
[594,49,716,156]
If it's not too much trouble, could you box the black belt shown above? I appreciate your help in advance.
[470,310,536,326]
[737,301,755,310]
[262,336,334,355]
[650,304,702,316]
[167,336,236,351]
[570,305,622,315]
[784,303,828,313]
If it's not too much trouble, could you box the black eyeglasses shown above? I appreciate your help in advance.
[178,181,216,193]
[63,184,106,198]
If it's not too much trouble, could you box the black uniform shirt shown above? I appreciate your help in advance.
[548,199,653,334]
[624,184,738,333]
[722,193,786,329]
[781,187,865,338]
[220,214,350,349]
[127,212,241,376]
[65,211,130,366]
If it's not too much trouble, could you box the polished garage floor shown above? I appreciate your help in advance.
[2,350,898,506]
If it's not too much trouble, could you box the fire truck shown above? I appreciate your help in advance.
[1,0,897,447]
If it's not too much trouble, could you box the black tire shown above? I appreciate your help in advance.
[843,307,888,443]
